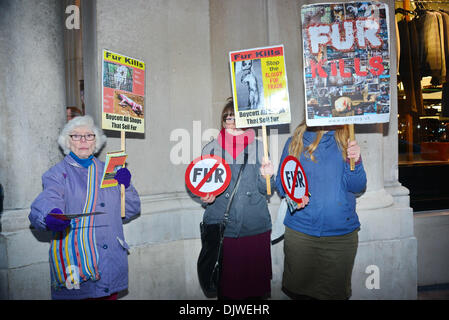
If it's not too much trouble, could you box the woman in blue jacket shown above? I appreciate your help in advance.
[276,122,366,300]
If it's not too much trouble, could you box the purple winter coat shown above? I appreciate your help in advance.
[29,155,141,299]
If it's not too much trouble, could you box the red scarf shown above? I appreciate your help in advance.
[217,128,255,159]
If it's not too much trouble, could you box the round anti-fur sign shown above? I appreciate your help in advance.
[280,155,309,204]
[185,155,232,197]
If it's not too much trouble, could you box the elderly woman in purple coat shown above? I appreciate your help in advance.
[29,115,141,300]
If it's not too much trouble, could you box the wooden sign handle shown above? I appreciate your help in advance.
[349,124,355,171]
[262,125,271,195]
[120,131,126,218]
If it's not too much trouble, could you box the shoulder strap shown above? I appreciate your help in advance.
[223,148,248,225]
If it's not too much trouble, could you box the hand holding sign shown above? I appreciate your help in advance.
[185,155,232,198]
[285,194,309,214]
[200,193,216,204]
[347,138,361,167]
[259,158,274,177]
[349,125,356,170]
[280,155,309,210]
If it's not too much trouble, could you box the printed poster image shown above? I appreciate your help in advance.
[100,151,128,188]
[301,2,391,126]
[102,49,145,133]
[230,45,291,128]
[234,59,264,111]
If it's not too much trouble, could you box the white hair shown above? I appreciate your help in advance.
[58,115,107,155]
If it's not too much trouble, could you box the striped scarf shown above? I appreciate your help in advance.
[50,160,101,289]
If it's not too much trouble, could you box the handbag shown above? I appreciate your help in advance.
[197,155,247,298]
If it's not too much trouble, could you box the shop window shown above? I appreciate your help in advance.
[396,1,449,211]
[398,78,449,162]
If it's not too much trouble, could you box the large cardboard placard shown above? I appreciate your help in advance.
[102,49,145,133]
[229,45,291,129]
[301,2,391,126]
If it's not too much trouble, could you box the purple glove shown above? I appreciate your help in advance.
[114,167,131,189]
[44,208,71,232]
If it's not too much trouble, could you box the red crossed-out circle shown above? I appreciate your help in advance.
[185,155,232,197]
[280,155,309,204]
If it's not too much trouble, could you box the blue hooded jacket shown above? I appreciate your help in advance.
[275,130,366,237]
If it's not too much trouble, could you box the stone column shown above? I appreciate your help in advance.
[353,126,417,299]
[0,0,66,299]
[357,125,394,210]
[63,0,84,115]
[350,0,417,299]
[0,0,66,210]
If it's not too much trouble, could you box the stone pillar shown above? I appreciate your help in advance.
[350,0,417,299]
[357,125,394,210]
[0,0,66,299]
[353,125,417,299]
[63,0,84,116]
[0,0,66,210]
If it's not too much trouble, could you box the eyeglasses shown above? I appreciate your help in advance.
[223,113,235,122]
[70,134,96,141]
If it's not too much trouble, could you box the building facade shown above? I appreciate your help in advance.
[0,0,422,299]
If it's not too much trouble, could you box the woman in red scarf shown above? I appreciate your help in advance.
[200,98,274,299]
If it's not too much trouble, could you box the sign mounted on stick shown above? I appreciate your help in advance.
[229,44,291,194]
[301,2,391,127]
[229,44,291,129]
[185,155,232,198]
[280,156,309,204]
[101,49,146,217]
[102,49,145,133]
